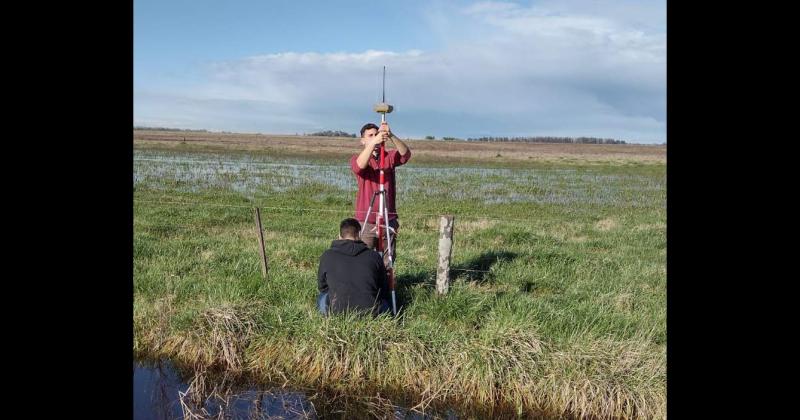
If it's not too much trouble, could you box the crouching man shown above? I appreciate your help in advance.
[317,218,391,317]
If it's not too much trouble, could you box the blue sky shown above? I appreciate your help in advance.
[134,0,666,143]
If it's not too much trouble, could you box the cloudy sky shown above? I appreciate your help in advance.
[134,0,665,143]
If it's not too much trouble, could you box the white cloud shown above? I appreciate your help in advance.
[134,0,666,142]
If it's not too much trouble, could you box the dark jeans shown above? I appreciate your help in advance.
[317,292,390,317]
[317,292,330,316]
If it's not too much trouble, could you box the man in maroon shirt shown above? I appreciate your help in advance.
[350,122,412,266]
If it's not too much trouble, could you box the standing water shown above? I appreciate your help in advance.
[133,359,315,419]
[133,358,453,419]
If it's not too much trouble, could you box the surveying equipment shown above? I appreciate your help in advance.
[360,66,398,316]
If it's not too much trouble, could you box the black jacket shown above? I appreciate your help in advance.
[317,239,389,315]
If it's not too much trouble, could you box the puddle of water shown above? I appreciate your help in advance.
[133,359,315,419]
[133,359,454,419]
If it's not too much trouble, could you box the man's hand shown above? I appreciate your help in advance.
[379,122,410,156]
[381,122,395,140]
[369,134,387,149]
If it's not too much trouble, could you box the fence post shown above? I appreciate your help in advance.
[436,215,455,295]
[254,207,268,279]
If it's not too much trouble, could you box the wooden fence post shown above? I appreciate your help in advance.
[436,215,455,295]
[254,207,268,279]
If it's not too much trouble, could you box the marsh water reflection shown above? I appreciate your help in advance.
[133,359,453,419]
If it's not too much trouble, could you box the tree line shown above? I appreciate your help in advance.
[464,136,627,144]
[134,126,646,144]
[306,130,357,138]
[134,126,210,133]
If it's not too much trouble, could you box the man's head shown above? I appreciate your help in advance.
[359,123,380,148]
[339,218,362,240]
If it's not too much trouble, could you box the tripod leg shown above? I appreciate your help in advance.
[390,277,397,316]
[389,259,397,315]
[383,205,393,267]
[360,191,379,237]
[377,190,385,256]
[382,204,397,316]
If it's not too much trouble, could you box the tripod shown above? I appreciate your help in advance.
[360,139,398,316]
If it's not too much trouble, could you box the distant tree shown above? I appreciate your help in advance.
[307,130,356,138]
[425,135,435,140]
[133,126,209,133]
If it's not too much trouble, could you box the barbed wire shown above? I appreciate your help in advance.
[134,199,541,223]
[135,200,255,209]
[133,221,494,273]
[450,268,492,273]
[134,222,245,230]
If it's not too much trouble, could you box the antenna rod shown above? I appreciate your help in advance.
[382,66,386,103]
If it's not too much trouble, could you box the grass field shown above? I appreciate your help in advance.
[133,131,666,419]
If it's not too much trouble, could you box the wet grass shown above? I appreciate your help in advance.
[134,146,666,419]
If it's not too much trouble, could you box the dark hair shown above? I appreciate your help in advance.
[360,123,379,137]
[340,218,362,239]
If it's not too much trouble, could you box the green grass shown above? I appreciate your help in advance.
[134,145,666,419]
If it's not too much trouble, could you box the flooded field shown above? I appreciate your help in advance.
[134,149,665,208]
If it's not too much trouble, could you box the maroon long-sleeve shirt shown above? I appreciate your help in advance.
[350,149,411,224]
